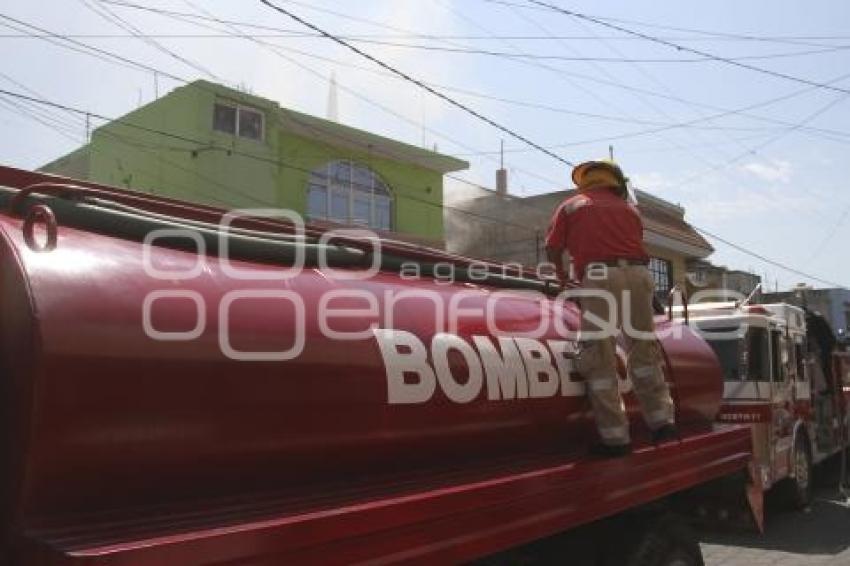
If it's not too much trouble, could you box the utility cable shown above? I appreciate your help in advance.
[257,0,574,167]
[526,0,850,96]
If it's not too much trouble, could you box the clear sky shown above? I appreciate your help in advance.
[2,0,849,290]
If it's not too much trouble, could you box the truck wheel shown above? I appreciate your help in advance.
[783,434,813,509]
[612,514,704,566]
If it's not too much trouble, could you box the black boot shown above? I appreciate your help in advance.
[589,442,633,458]
[651,424,679,444]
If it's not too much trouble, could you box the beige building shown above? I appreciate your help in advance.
[686,259,762,301]
[445,185,714,298]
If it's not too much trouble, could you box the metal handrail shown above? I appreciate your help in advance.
[8,182,96,215]
[667,284,689,324]
[7,182,550,286]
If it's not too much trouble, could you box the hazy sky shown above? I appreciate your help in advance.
[2,0,849,290]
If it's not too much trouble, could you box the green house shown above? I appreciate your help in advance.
[40,80,468,246]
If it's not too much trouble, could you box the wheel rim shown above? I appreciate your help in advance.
[795,444,809,492]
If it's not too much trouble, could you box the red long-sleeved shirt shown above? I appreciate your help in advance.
[545,187,648,277]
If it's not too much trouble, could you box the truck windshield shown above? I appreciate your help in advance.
[747,327,770,380]
[699,327,742,381]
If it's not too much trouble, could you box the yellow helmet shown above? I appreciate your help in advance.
[571,159,627,195]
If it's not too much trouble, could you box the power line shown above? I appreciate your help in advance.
[97,0,850,47]
[0,70,86,130]
[486,0,850,49]
[0,10,561,189]
[536,0,848,251]
[262,0,846,131]
[526,0,850,96]
[0,96,83,143]
[804,204,850,267]
[7,29,850,62]
[5,86,844,289]
[257,0,575,168]
[452,65,850,155]
[95,0,849,132]
[6,7,846,287]
[97,1,850,143]
[524,2,835,230]
[0,19,741,133]
[691,224,847,289]
[9,4,846,173]
[0,18,145,76]
[447,168,848,288]
[10,31,850,45]
[499,0,762,203]
[446,0,757,207]
[81,0,222,81]
[673,87,850,195]
[170,1,564,187]
[186,2,566,194]
[0,13,186,83]
[0,87,549,237]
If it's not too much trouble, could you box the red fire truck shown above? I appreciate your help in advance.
[677,300,850,507]
[0,166,759,565]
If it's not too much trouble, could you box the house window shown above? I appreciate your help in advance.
[213,103,236,134]
[649,257,672,294]
[238,107,263,140]
[213,101,264,141]
[307,160,392,230]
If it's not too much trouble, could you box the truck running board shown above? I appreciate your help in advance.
[18,428,753,566]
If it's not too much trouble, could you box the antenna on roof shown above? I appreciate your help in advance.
[421,92,426,148]
[500,139,504,169]
[327,71,339,122]
[609,144,615,160]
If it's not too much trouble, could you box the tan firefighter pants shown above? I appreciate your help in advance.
[575,264,675,446]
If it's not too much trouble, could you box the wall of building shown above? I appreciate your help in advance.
[85,83,280,208]
[445,191,548,267]
[686,261,761,302]
[447,189,701,291]
[41,146,90,180]
[40,81,450,243]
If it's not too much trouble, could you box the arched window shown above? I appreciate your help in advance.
[307,160,393,230]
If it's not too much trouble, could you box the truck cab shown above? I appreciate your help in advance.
[675,301,849,505]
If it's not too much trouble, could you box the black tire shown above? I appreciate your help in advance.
[610,514,704,566]
[782,433,813,509]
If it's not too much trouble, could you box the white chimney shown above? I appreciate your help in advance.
[496,168,508,196]
[496,140,507,196]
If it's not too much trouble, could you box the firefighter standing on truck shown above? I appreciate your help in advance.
[545,160,677,458]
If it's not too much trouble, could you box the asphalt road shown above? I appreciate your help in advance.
[700,456,850,566]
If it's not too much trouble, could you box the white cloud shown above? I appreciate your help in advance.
[683,189,817,224]
[740,160,793,183]
[630,171,672,191]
